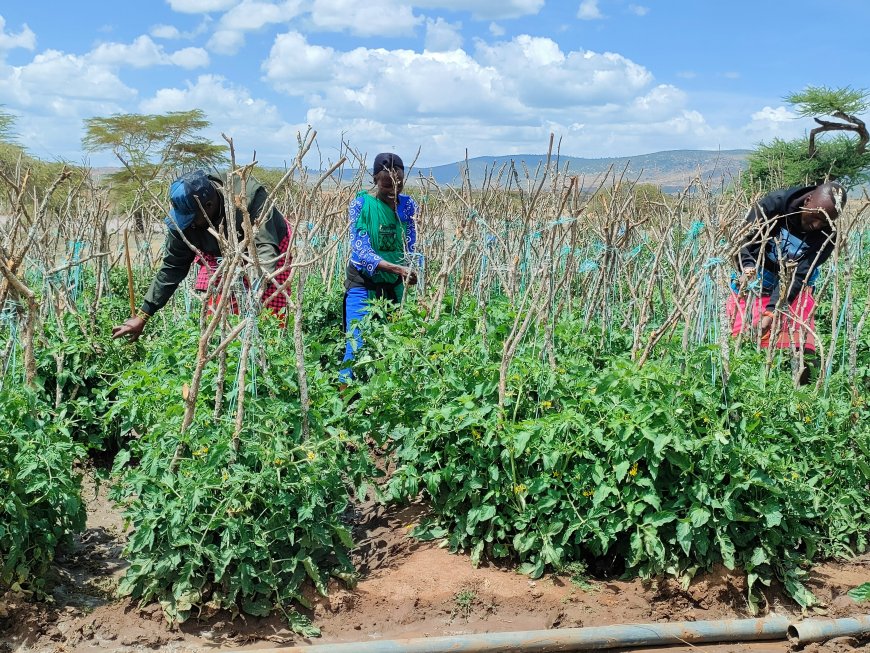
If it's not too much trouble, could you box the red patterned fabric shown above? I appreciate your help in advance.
[727,289,817,351]
[194,223,293,313]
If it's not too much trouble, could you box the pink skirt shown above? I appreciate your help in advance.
[726,289,817,351]
[194,222,292,311]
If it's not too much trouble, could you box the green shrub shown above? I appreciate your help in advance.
[0,388,86,594]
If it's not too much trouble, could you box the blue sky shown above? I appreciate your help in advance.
[0,0,867,167]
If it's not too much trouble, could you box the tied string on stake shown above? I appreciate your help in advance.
[0,300,21,387]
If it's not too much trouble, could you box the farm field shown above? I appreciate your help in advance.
[5,476,870,653]
[2,149,870,652]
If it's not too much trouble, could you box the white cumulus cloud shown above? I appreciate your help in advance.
[424,17,463,52]
[208,29,246,54]
[258,30,720,162]
[309,0,422,37]
[740,105,805,144]
[206,0,303,54]
[140,74,306,158]
[628,4,649,16]
[577,0,604,20]
[219,0,303,30]
[751,106,797,123]
[150,24,183,39]
[170,46,211,68]
[166,0,239,13]
[413,0,544,20]
[0,16,37,53]
[88,35,209,69]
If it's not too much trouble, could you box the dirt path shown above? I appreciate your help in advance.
[2,471,870,653]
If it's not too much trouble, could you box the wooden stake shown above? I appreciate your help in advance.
[124,229,136,317]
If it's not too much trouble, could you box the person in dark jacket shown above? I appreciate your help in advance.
[339,153,418,383]
[727,181,846,381]
[112,169,291,341]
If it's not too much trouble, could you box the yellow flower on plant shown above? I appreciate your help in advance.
[222,470,229,481]
[307,451,316,461]
[274,458,284,466]
[803,416,812,424]
[541,400,553,409]
[629,463,639,477]
[471,428,482,440]
[513,483,527,494]
[791,472,799,480]
[582,489,594,497]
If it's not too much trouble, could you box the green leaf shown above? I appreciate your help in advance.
[717,533,736,570]
[518,558,545,579]
[302,557,327,596]
[676,521,692,556]
[689,506,710,528]
[513,429,533,454]
[333,525,354,549]
[750,547,768,567]
[412,523,448,541]
[242,596,272,617]
[614,461,630,482]
[288,610,321,638]
[762,505,783,527]
[645,511,677,527]
[467,504,497,527]
[847,583,870,602]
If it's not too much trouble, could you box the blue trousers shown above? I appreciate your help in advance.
[339,287,369,382]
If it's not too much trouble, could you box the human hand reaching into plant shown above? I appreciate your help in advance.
[401,266,418,285]
[378,260,417,285]
[760,310,775,334]
[738,267,756,296]
[112,315,147,341]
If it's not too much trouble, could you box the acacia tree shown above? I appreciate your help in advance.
[0,109,83,214]
[82,109,227,223]
[745,86,870,191]
[0,107,15,143]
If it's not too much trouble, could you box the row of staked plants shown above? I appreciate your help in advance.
[1,272,369,634]
[347,290,870,613]
[3,264,870,625]
[3,220,870,629]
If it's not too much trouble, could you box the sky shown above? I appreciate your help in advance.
[0,0,867,168]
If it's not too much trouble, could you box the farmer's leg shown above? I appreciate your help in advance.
[339,287,369,382]
[798,348,820,386]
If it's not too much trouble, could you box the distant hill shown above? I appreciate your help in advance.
[411,149,751,192]
[88,149,752,193]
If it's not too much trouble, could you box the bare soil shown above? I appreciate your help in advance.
[2,470,870,653]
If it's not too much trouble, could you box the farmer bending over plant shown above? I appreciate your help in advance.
[728,181,846,384]
[339,153,418,382]
[112,169,292,341]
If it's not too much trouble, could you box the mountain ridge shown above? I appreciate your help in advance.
[412,149,751,191]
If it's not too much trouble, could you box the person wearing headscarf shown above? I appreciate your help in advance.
[339,153,418,382]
